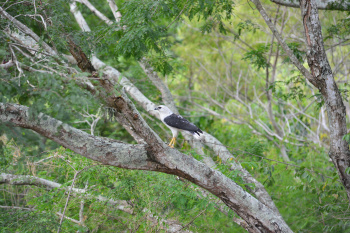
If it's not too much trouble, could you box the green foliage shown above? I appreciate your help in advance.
[326,15,350,40]
[0,146,242,232]
[1,0,350,232]
[106,0,235,74]
[269,74,307,101]
[234,20,259,40]
[281,42,306,63]
[242,44,270,70]
[0,209,58,233]
[339,83,349,102]
[0,69,100,155]
[343,134,350,144]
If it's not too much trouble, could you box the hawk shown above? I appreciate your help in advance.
[154,105,203,148]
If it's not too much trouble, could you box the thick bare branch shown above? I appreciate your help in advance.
[0,102,160,171]
[270,0,350,10]
[300,0,350,201]
[106,0,122,22]
[75,0,113,25]
[0,61,14,69]
[70,2,91,31]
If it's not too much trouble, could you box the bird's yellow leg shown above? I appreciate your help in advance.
[168,137,176,148]
[168,137,175,147]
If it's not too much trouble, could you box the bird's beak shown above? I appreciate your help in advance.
[154,107,158,110]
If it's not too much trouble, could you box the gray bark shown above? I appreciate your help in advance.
[0,103,157,171]
[270,0,350,10]
[0,61,14,69]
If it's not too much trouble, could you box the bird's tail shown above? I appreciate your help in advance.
[192,130,203,140]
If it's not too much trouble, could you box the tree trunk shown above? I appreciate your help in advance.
[299,0,350,200]
[250,0,350,203]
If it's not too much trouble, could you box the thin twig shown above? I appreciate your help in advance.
[56,165,96,233]
[57,172,78,233]
[177,200,216,232]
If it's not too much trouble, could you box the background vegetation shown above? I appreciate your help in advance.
[1,0,350,232]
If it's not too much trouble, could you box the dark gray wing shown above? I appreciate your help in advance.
[164,114,202,134]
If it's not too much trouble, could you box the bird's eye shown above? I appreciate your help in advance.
[158,107,162,109]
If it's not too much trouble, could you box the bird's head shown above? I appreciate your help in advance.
[154,105,173,117]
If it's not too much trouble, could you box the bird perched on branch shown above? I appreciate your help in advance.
[154,105,203,148]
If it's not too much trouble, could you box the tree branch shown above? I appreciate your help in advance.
[0,102,161,171]
[75,0,113,25]
[300,0,350,202]
[0,60,14,69]
[270,0,350,11]
[106,0,122,22]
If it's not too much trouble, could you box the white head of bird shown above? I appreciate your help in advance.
[154,105,173,120]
